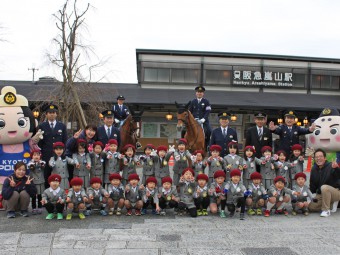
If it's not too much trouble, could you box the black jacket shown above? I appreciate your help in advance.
[309,161,340,194]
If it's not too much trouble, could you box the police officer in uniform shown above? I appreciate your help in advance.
[269,110,315,155]
[38,104,68,188]
[112,95,130,128]
[209,112,238,157]
[97,110,121,147]
[188,86,212,147]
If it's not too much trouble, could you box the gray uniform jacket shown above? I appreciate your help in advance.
[173,150,192,175]
[125,184,143,203]
[209,182,227,199]
[268,185,295,201]
[193,160,207,176]
[104,152,121,183]
[121,156,139,180]
[158,186,179,201]
[107,184,125,201]
[243,158,257,180]
[289,157,304,179]
[256,156,276,179]
[67,188,88,205]
[72,153,91,177]
[153,154,172,180]
[42,187,66,205]
[28,160,45,185]
[49,156,75,189]
[89,152,105,179]
[207,157,225,178]
[194,185,209,199]
[247,183,267,201]
[87,187,108,206]
[274,161,294,181]
[140,155,155,176]
[178,180,196,208]
[223,154,244,170]
[142,187,159,204]
[292,185,313,202]
[225,181,246,203]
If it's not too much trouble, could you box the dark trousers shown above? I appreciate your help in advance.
[44,202,64,213]
[143,197,156,209]
[227,197,245,213]
[31,194,42,209]
[178,202,197,218]
[194,197,210,210]
[159,197,178,209]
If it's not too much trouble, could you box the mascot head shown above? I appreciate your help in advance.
[308,108,340,152]
[0,86,36,145]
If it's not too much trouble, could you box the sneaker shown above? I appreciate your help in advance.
[247,209,255,215]
[20,210,29,217]
[46,213,55,220]
[32,209,38,215]
[152,209,158,215]
[108,209,114,216]
[331,201,339,213]
[256,209,262,215]
[141,208,147,215]
[303,210,309,216]
[240,213,245,220]
[160,209,166,216]
[264,210,270,217]
[291,210,297,216]
[57,213,63,220]
[197,209,203,216]
[275,209,283,214]
[219,210,226,218]
[126,209,132,216]
[66,213,72,220]
[7,211,15,218]
[320,210,331,217]
[116,208,122,216]
[135,209,141,216]
[283,209,289,216]
[78,213,86,219]
[83,210,91,216]
[202,209,208,216]
[100,210,108,216]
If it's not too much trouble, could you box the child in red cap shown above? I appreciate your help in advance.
[274,150,294,188]
[107,173,125,216]
[49,142,75,190]
[291,172,313,216]
[224,169,248,220]
[242,146,257,188]
[41,174,65,220]
[72,139,91,187]
[139,144,156,185]
[27,150,45,215]
[256,146,278,190]
[103,139,122,188]
[264,176,299,217]
[142,177,160,215]
[192,150,207,176]
[224,141,244,180]
[209,170,227,218]
[178,167,197,217]
[289,144,305,188]
[169,138,193,187]
[66,177,88,220]
[121,144,140,186]
[207,145,225,184]
[88,141,105,181]
[246,172,268,216]
[86,177,109,216]
[158,176,179,216]
[194,173,210,216]
[124,173,144,216]
[153,145,172,187]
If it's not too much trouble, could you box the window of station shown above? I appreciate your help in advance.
[205,70,231,85]
[311,74,340,90]
[171,69,199,84]
[144,68,170,82]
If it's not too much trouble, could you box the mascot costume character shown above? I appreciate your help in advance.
[0,86,43,209]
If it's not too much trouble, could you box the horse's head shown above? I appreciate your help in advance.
[131,115,142,138]
[175,101,191,131]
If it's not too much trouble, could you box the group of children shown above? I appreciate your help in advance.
[24,137,313,220]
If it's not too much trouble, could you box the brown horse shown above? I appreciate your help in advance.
[119,109,143,151]
[176,102,205,153]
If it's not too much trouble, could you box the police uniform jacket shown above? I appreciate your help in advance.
[245,126,272,159]
[173,150,192,175]
[225,181,246,203]
[178,180,196,208]
[142,187,159,204]
[72,153,91,177]
[188,98,211,122]
[108,184,125,201]
[292,185,313,202]
[104,152,121,183]
[38,121,67,162]
[121,156,139,180]
[207,157,225,178]
[67,188,87,204]
[272,125,311,155]
[158,186,179,201]
[209,127,238,157]
[89,152,105,179]
[247,183,267,201]
[42,187,66,205]
[125,184,143,203]
[96,125,121,147]
[112,104,130,122]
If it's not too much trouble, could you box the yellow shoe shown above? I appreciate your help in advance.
[197,209,203,216]
[256,209,263,215]
[247,209,255,215]
[66,213,72,220]
[79,213,86,219]
[202,209,208,216]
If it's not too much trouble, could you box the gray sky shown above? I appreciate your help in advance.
[0,0,339,83]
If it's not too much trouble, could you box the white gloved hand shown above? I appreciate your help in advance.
[168,145,175,153]
[150,149,157,157]
[114,118,120,123]
[200,118,205,124]
[190,155,197,163]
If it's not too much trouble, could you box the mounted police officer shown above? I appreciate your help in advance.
[112,95,130,128]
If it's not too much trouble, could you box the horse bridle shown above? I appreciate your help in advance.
[177,110,201,149]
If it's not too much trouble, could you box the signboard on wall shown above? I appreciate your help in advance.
[233,70,293,87]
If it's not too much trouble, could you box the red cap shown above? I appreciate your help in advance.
[90,177,102,185]
[109,173,122,181]
[294,172,306,180]
[210,145,222,152]
[123,144,136,152]
[193,150,205,156]
[93,141,104,149]
[30,149,41,159]
[274,176,286,184]
[291,144,303,151]
[144,144,155,151]
[197,174,209,182]
[213,170,226,179]
[108,139,118,145]
[261,146,272,154]
[162,176,173,185]
[250,172,262,180]
[230,169,242,178]
[244,146,256,153]
[178,138,187,145]
[70,177,83,186]
[128,173,140,181]
[276,150,287,157]
[53,142,65,149]
[146,176,157,185]
[48,174,61,184]
[77,139,87,145]
[182,167,194,176]
[228,141,238,147]
[157,145,168,152]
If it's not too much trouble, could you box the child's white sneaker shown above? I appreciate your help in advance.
[320,210,331,217]
[331,201,339,213]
